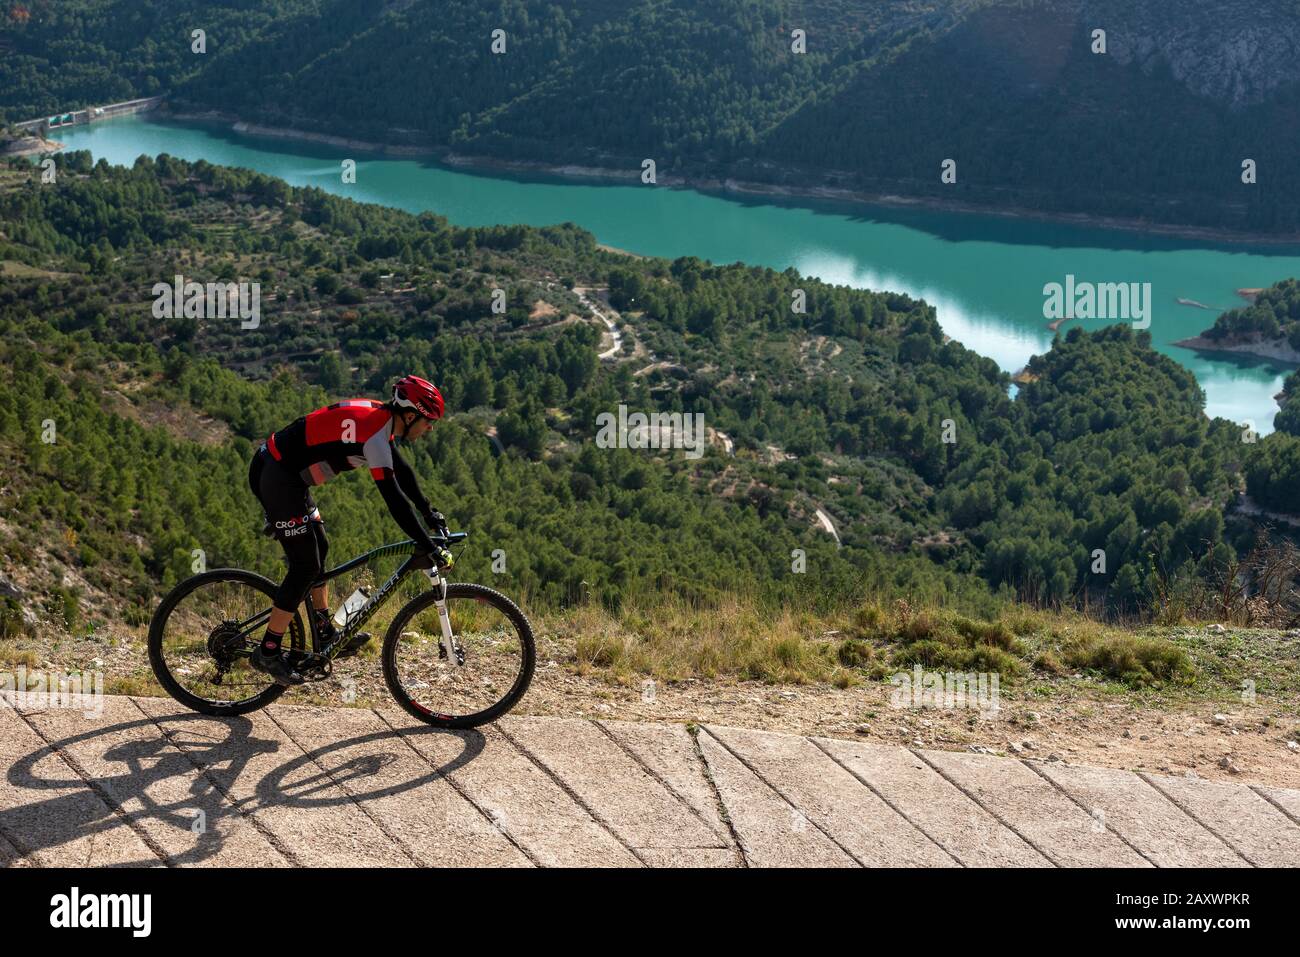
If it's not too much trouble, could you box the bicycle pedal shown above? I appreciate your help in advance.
[284,649,331,680]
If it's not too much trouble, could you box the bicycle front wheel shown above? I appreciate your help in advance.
[381,582,535,729]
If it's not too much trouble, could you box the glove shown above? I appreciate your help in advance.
[423,509,450,539]
[412,543,453,569]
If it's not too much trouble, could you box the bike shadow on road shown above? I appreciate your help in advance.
[2,709,487,866]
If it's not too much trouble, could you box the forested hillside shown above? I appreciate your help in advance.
[1177,279,1300,516]
[0,152,1280,636]
[1202,279,1300,351]
[2,0,1299,232]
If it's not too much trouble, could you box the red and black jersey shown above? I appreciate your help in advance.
[266,400,397,486]
[259,398,438,554]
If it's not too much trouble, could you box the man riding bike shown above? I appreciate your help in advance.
[247,374,448,686]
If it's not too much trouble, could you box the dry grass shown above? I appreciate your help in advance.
[0,583,1243,708]
[1000,607,1194,687]
[0,641,40,670]
[548,590,858,688]
[533,592,1198,691]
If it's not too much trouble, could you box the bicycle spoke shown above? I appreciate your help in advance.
[153,558,531,726]
[155,576,302,706]
[387,590,530,722]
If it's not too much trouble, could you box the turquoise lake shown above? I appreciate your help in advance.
[53,115,1300,433]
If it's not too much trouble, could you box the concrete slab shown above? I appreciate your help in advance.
[1141,772,1300,867]
[0,704,161,867]
[636,848,739,868]
[271,704,529,867]
[500,715,724,852]
[919,750,1151,867]
[8,696,1297,868]
[1255,785,1300,826]
[1033,762,1245,867]
[133,697,411,867]
[0,831,28,868]
[596,719,732,843]
[388,711,640,867]
[709,725,956,866]
[816,736,1049,867]
[696,729,856,867]
[20,696,285,867]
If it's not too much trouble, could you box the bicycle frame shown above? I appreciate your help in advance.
[313,540,423,651]
[239,536,464,664]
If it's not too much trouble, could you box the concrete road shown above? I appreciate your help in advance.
[2,697,1297,867]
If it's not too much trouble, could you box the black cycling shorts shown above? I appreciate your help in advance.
[249,446,321,541]
[250,446,331,610]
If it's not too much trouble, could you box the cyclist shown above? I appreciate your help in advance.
[247,375,449,685]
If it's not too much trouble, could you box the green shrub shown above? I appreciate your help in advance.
[1063,633,1192,687]
[836,638,875,669]
[0,597,30,640]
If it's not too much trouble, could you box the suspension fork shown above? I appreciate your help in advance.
[425,567,463,666]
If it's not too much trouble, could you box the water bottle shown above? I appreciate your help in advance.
[333,587,370,627]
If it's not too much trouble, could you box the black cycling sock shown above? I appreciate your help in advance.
[261,628,285,655]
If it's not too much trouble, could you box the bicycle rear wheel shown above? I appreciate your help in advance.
[148,569,306,716]
[381,582,535,729]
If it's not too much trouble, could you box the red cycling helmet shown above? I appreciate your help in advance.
[392,375,445,421]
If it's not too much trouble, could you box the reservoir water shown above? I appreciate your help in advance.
[53,115,1300,433]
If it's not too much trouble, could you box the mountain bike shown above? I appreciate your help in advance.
[147,534,534,728]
